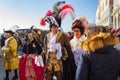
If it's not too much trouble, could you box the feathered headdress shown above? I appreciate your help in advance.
[40,1,75,28]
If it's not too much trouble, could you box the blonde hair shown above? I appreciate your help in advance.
[28,32,36,39]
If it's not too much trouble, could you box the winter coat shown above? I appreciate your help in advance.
[76,32,120,80]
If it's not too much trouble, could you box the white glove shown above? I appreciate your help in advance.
[35,55,44,67]
[56,51,62,60]
[55,43,62,60]
[1,46,5,51]
[55,43,61,50]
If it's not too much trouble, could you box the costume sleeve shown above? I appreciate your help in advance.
[35,41,43,55]
[70,40,74,52]
[43,35,47,53]
[22,43,28,54]
[8,38,18,57]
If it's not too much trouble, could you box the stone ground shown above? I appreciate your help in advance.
[0,59,19,80]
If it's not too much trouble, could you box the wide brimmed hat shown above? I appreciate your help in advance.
[4,30,15,34]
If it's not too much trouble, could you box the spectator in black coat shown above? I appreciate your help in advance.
[76,26,120,80]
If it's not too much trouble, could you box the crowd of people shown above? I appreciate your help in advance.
[0,16,120,80]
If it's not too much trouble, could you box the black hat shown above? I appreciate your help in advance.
[44,16,60,28]
[4,30,15,35]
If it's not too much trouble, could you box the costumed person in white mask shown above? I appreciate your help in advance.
[1,30,19,80]
[19,32,44,80]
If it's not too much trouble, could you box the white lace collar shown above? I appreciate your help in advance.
[5,36,13,46]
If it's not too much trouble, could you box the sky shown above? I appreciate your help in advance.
[0,0,98,33]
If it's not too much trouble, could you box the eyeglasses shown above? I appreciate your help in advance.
[73,30,80,32]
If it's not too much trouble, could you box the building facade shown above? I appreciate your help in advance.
[112,0,120,29]
[96,0,113,27]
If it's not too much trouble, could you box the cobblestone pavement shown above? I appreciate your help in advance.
[0,59,5,80]
[0,58,19,80]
